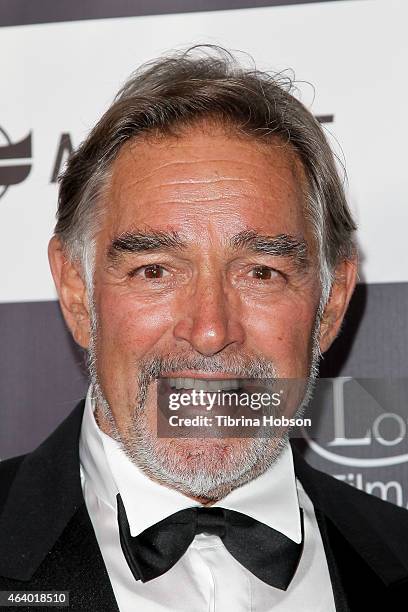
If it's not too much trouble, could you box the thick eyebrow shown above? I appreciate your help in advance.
[106,228,309,269]
[230,230,309,268]
[107,229,187,263]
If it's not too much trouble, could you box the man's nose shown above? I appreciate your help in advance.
[172,273,245,356]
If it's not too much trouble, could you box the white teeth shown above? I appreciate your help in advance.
[168,377,240,391]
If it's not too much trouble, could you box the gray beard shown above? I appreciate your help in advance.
[88,306,321,501]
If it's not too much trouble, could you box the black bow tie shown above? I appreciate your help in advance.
[117,493,304,590]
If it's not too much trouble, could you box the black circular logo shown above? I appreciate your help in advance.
[0,126,32,200]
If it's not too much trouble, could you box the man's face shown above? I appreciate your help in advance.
[81,122,323,498]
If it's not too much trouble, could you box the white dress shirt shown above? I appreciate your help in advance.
[79,385,336,611]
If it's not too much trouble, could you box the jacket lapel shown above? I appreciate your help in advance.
[0,400,119,611]
[292,445,408,610]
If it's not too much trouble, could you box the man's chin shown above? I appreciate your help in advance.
[126,433,285,500]
[158,436,249,466]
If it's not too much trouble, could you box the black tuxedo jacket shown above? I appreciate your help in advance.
[0,400,408,611]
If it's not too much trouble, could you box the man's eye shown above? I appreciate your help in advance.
[249,266,278,280]
[131,264,169,279]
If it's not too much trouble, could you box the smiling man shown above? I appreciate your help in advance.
[1,46,408,611]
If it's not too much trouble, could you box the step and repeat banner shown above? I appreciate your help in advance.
[1,0,408,507]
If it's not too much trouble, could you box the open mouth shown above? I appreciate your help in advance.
[167,377,242,391]
[157,377,251,420]
[155,375,289,438]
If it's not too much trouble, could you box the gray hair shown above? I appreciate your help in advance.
[54,45,357,305]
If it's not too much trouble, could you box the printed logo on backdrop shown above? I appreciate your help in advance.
[0,126,32,200]
[301,378,408,508]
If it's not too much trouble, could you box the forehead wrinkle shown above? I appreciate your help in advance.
[114,157,284,183]
[144,176,258,203]
[114,143,299,181]
[109,159,277,207]
[145,176,253,200]
[111,131,307,203]
[113,121,308,192]
[149,177,249,186]
[140,195,246,204]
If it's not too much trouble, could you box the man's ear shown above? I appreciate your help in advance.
[319,256,358,354]
[48,235,91,349]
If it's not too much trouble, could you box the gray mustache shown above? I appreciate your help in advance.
[136,353,278,383]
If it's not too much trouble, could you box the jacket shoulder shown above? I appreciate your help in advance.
[0,454,26,514]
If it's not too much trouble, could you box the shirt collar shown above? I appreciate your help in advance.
[79,385,302,543]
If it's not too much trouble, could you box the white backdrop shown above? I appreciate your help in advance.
[0,0,407,302]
